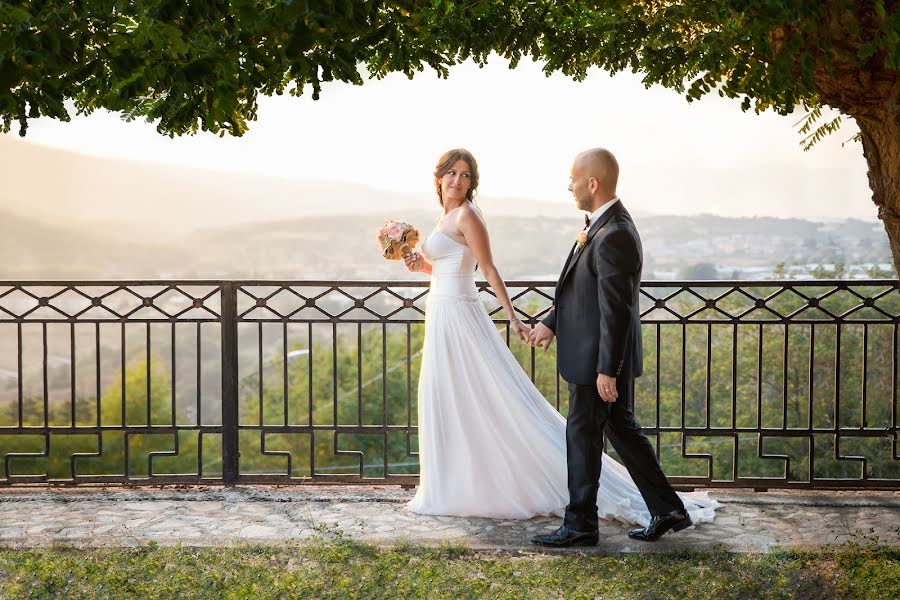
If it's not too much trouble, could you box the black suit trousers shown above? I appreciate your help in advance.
[563,376,685,532]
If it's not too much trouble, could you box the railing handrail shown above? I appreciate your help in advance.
[1,278,898,286]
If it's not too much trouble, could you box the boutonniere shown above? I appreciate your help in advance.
[575,230,588,251]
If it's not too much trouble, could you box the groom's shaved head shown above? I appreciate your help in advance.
[575,148,619,195]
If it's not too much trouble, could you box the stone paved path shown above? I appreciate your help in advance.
[0,487,897,553]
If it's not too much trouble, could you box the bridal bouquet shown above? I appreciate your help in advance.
[376,220,420,260]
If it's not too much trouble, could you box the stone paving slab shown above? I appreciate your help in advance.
[0,486,897,554]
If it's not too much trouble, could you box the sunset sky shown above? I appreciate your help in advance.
[19,56,874,221]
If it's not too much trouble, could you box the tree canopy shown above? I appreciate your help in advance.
[2,1,899,267]
[1,1,895,137]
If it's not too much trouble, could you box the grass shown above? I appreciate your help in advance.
[0,537,897,599]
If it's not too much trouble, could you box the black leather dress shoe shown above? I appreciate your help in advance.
[531,525,599,547]
[628,510,693,541]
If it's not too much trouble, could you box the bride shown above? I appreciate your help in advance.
[402,148,719,532]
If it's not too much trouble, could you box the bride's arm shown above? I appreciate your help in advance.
[457,208,530,341]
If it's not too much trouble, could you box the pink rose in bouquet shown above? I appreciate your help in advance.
[385,222,404,242]
[376,220,421,260]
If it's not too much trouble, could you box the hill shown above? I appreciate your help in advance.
[1,137,891,280]
[2,208,891,280]
[0,136,581,243]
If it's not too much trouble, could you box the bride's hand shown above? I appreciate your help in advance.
[510,318,531,343]
[403,251,423,272]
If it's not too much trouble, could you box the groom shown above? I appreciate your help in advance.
[529,149,691,546]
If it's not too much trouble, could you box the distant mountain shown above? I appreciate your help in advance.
[0,136,583,243]
[637,214,892,278]
[4,207,891,280]
[1,136,892,281]
[180,212,893,281]
[181,210,566,280]
[0,209,185,279]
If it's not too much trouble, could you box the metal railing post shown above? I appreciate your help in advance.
[221,281,239,485]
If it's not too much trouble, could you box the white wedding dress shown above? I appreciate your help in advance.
[407,227,721,526]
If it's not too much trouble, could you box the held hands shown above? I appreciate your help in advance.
[528,323,555,351]
[597,373,618,403]
[510,318,532,343]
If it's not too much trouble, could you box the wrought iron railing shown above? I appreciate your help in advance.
[0,280,897,490]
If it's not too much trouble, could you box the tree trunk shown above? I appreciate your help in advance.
[856,113,900,277]
[810,5,900,277]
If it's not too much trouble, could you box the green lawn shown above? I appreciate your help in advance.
[0,538,897,599]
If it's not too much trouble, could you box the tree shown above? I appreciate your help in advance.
[810,261,846,278]
[0,356,196,480]
[2,1,899,269]
[677,262,720,280]
[771,261,790,279]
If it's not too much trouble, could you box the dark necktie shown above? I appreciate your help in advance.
[584,213,590,229]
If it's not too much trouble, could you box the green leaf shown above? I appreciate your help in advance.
[0,5,31,25]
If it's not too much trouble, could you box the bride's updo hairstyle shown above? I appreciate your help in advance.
[434,148,480,207]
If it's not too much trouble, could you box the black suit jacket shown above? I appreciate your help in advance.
[542,201,643,385]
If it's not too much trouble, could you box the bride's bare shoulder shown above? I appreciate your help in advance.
[458,203,486,225]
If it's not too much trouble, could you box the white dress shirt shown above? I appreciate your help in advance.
[585,196,620,229]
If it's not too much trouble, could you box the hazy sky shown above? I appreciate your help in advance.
[22,56,875,220]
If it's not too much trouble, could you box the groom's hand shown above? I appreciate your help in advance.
[528,323,555,351]
[596,373,618,403]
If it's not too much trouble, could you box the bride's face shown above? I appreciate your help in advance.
[440,159,472,205]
